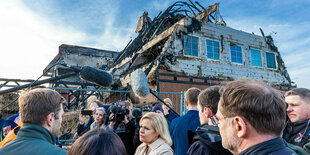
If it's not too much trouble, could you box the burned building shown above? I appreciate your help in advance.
[43,44,118,87]
[109,2,295,109]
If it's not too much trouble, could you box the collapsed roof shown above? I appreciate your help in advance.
[109,1,292,90]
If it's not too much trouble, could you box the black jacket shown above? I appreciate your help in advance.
[283,119,310,147]
[236,138,296,155]
[187,124,232,155]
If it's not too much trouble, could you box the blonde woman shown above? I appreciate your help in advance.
[90,107,107,130]
[135,112,173,155]
[77,101,103,136]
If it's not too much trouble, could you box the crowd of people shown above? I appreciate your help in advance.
[0,78,310,155]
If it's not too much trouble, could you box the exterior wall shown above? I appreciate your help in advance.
[165,20,289,85]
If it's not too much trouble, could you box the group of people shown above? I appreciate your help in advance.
[0,78,310,155]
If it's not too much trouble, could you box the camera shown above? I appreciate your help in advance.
[109,105,129,122]
[81,110,93,115]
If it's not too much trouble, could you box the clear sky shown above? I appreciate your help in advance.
[0,0,309,89]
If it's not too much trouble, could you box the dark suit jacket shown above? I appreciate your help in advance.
[169,110,200,155]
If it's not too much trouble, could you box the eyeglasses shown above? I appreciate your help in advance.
[210,115,219,126]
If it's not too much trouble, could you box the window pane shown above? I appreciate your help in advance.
[214,41,219,48]
[193,49,198,57]
[192,36,198,43]
[184,49,191,55]
[207,52,213,58]
[183,35,199,57]
[251,49,262,67]
[207,40,212,46]
[266,52,276,68]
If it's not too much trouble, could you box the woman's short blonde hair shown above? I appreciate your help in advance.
[140,112,172,146]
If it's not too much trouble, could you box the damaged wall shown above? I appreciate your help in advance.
[162,18,291,85]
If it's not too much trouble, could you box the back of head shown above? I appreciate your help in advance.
[140,112,172,146]
[185,87,201,106]
[152,104,163,113]
[220,79,286,136]
[68,128,127,155]
[18,88,65,125]
[163,98,173,107]
[198,86,221,115]
[285,88,310,102]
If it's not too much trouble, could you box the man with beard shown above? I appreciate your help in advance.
[215,79,295,154]
[0,88,67,155]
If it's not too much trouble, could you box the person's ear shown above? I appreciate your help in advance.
[46,112,55,127]
[185,101,189,107]
[203,107,213,118]
[233,116,247,138]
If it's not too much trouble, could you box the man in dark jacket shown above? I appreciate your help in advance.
[188,86,232,155]
[0,88,67,155]
[170,87,201,155]
[283,88,310,148]
[216,79,296,155]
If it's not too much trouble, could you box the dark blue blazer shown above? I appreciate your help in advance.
[169,110,200,155]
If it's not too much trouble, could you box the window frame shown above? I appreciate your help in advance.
[250,49,263,68]
[206,38,220,61]
[230,45,243,64]
[265,51,277,69]
[183,35,199,57]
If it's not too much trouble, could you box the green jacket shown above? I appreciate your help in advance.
[283,139,309,155]
[0,123,67,155]
[303,142,310,154]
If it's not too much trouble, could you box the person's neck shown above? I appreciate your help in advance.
[234,134,278,154]
[95,121,102,126]
[187,105,198,110]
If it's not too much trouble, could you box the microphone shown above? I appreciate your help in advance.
[130,69,150,99]
[132,108,142,118]
[80,66,113,87]
[109,105,120,114]
[130,69,180,116]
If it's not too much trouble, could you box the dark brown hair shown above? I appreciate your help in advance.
[198,86,221,115]
[285,88,310,101]
[220,79,286,136]
[19,88,65,125]
[68,129,127,155]
[185,87,201,106]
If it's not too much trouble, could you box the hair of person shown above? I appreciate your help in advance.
[163,98,173,107]
[96,107,106,114]
[86,100,103,109]
[220,79,286,136]
[18,88,65,125]
[68,128,127,155]
[140,112,172,146]
[198,85,221,115]
[185,87,201,106]
[285,88,310,102]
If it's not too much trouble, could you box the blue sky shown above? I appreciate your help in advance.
[0,0,309,89]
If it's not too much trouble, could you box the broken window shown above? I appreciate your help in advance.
[266,52,276,69]
[251,49,262,67]
[206,39,220,60]
[230,45,242,64]
[184,35,199,57]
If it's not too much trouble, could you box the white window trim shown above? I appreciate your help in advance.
[230,44,244,65]
[265,51,278,70]
[250,48,263,68]
[206,38,221,61]
[183,35,200,58]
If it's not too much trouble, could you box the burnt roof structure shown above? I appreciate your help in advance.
[109,1,294,92]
